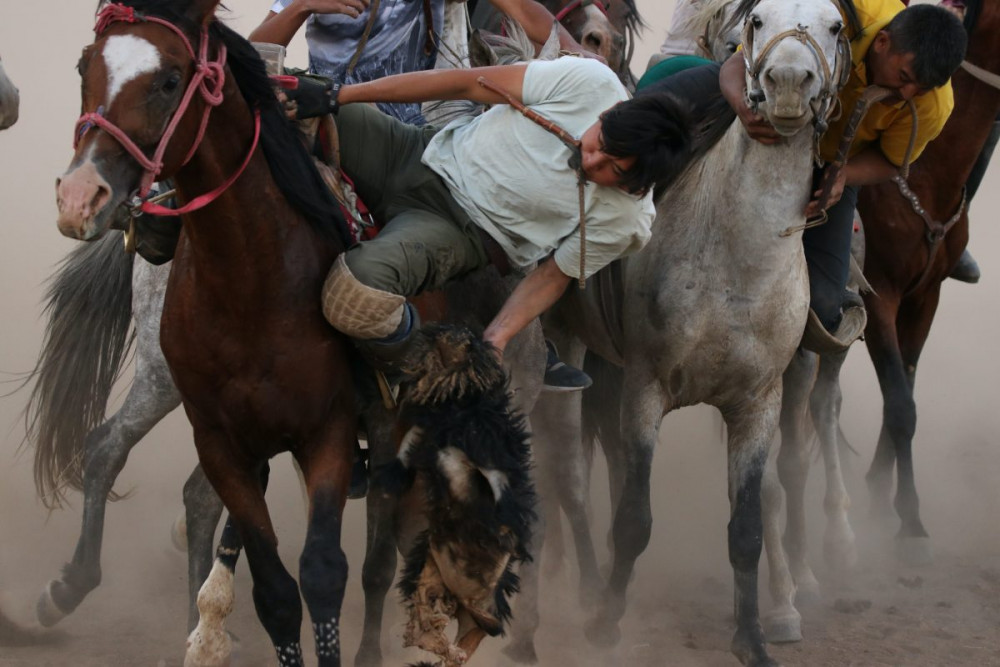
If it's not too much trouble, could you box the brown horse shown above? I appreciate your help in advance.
[54,2,358,665]
[858,0,1000,564]
[472,0,642,85]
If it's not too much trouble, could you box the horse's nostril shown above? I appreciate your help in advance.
[584,31,603,50]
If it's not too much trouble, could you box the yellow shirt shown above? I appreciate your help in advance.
[818,0,954,166]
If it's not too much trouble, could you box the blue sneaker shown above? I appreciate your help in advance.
[542,340,592,393]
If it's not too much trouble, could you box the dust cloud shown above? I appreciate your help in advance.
[1,1,999,666]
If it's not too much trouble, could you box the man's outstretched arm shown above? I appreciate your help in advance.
[484,256,573,354]
[338,63,529,107]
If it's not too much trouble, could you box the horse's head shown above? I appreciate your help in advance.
[547,0,638,80]
[737,0,848,136]
[56,0,224,241]
[0,56,19,131]
[681,0,742,62]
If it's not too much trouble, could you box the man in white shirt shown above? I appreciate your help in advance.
[319,56,695,374]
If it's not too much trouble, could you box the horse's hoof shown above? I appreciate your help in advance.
[353,645,382,667]
[584,615,622,647]
[763,608,802,644]
[500,639,538,664]
[36,581,69,628]
[172,513,189,552]
[895,536,933,566]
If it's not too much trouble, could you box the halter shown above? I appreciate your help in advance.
[741,13,851,158]
[553,0,609,24]
[74,3,260,216]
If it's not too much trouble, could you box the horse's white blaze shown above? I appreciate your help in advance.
[103,35,161,106]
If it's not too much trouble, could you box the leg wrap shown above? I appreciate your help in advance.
[322,255,406,339]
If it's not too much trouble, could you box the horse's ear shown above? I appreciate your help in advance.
[187,0,223,27]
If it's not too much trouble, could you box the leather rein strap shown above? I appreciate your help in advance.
[78,3,260,217]
[476,75,589,288]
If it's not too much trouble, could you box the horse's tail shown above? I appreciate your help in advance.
[23,231,135,509]
[581,351,624,462]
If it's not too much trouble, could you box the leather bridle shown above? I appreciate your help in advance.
[74,3,260,216]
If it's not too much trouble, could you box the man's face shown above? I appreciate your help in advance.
[579,120,637,190]
[867,31,930,102]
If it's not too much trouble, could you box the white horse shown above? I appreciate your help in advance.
[529,0,851,664]
[0,54,18,130]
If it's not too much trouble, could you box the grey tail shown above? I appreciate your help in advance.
[21,231,135,509]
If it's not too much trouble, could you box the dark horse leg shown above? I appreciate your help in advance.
[297,412,355,667]
[864,291,937,565]
[36,372,182,627]
[586,368,663,647]
[355,401,400,667]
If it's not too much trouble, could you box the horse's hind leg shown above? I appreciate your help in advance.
[37,364,181,627]
[355,402,401,667]
[810,349,857,572]
[725,391,780,667]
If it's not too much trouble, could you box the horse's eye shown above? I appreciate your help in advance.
[726,41,738,54]
[830,20,843,36]
[751,15,763,29]
[162,72,182,93]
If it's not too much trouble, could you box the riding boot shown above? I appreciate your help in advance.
[353,302,421,379]
[949,248,981,284]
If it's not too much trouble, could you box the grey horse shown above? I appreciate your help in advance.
[518,1,851,665]
[0,55,18,131]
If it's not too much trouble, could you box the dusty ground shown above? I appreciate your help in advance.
[1,1,999,666]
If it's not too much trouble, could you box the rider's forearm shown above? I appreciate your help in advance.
[484,256,572,352]
[492,0,586,54]
[339,63,527,106]
[248,4,311,46]
[843,146,899,187]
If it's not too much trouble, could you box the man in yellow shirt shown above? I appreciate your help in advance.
[721,0,967,333]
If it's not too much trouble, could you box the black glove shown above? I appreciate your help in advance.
[282,71,342,120]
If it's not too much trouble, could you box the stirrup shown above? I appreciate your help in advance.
[800,303,867,355]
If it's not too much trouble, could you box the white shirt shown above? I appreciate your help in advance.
[422,57,655,279]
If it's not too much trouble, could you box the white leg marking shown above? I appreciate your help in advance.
[103,35,162,106]
[184,560,235,667]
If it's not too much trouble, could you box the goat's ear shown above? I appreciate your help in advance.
[187,0,222,27]
[479,468,509,503]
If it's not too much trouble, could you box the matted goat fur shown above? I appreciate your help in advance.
[376,324,536,663]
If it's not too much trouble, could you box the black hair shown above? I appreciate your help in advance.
[603,62,735,196]
[885,4,967,89]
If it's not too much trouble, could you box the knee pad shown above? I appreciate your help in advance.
[322,255,406,339]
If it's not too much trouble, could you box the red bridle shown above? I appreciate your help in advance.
[74,3,260,216]
[553,0,609,23]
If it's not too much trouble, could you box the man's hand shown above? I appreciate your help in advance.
[303,0,370,19]
[575,49,608,66]
[804,165,847,218]
[719,52,782,145]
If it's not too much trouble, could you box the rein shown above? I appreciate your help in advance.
[960,59,1000,91]
[554,0,609,23]
[75,3,260,217]
[476,75,589,288]
[893,175,967,298]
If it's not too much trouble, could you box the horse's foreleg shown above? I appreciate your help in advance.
[810,349,857,572]
[885,292,941,565]
[37,371,181,628]
[503,462,543,665]
[725,391,781,667]
[182,465,226,632]
[761,459,800,644]
[298,417,354,667]
[585,371,663,648]
[776,350,820,604]
[864,297,905,521]
[185,515,242,667]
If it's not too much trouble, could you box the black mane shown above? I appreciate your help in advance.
[95,0,351,247]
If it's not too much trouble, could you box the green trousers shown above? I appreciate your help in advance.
[337,104,489,296]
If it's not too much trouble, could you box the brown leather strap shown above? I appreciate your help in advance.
[476,226,511,276]
[423,0,436,56]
